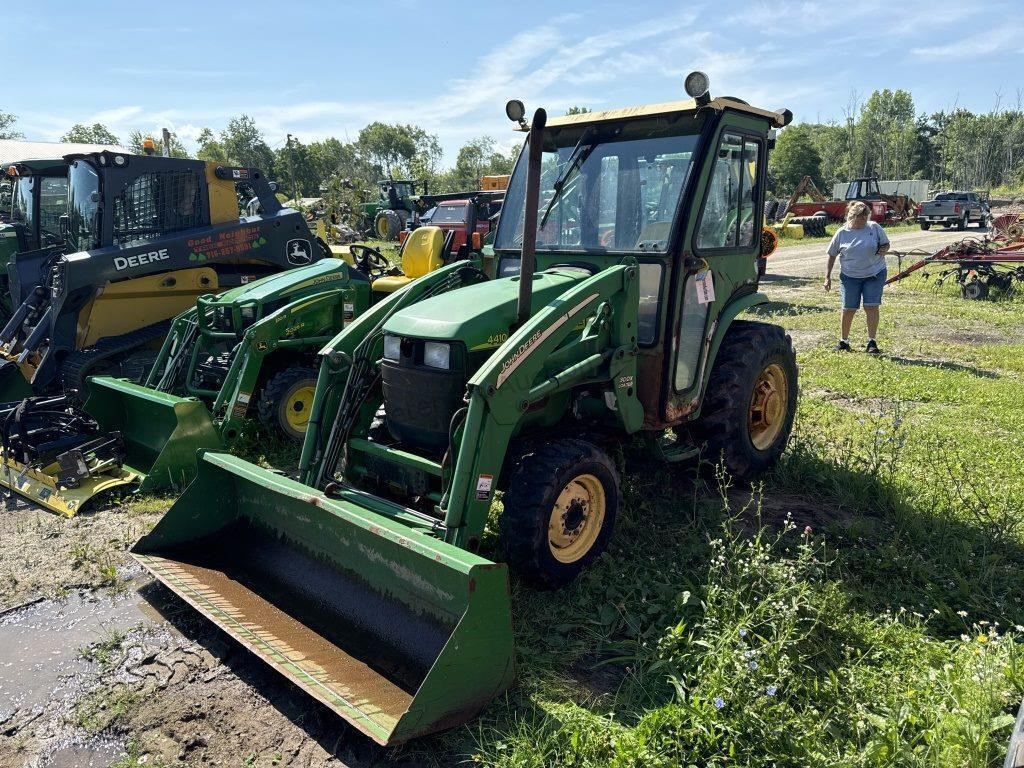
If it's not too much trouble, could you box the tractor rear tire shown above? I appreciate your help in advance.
[962,279,988,300]
[500,439,619,589]
[691,320,797,481]
[374,209,402,240]
[257,366,319,442]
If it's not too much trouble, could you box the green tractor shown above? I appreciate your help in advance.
[361,178,428,240]
[133,75,797,745]
[0,224,465,516]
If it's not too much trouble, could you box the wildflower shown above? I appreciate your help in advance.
[739,628,748,638]
[1015,625,1023,632]
[714,697,725,710]
[977,635,989,644]
[749,661,758,670]
[803,525,813,536]
[957,611,968,618]
[766,685,777,696]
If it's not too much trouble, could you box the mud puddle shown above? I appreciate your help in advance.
[0,588,157,725]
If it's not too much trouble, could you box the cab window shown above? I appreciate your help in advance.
[695,133,760,250]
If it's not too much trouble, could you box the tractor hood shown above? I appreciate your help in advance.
[210,259,353,304]
[384,267,592,351]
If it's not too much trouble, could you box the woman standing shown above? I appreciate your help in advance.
[824,201,890,353]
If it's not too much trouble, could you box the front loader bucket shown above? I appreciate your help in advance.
[85,377,223,492]
[131,452,515,745]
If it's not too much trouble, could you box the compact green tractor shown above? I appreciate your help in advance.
[0,225,464,516]
[134,74,797,745]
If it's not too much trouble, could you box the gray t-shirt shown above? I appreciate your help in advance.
[827,221,889,278]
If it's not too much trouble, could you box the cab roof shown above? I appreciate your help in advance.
[542,97,789,129]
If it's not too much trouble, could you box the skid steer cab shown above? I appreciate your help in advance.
[135,74,799,745]
[0,159,69,322]
[0,151,325,401]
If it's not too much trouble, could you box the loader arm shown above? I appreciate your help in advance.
[209,290,349,440]
[440,261,643,547]
[300,262,489,487]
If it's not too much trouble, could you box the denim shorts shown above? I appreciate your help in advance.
[840,268,887,310]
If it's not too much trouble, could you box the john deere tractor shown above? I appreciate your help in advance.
[0,223,470,515]
[362,178,428,240]
[0,151,325,402]
[133,74,797,745]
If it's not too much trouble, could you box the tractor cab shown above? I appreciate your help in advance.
[5,160,68,253]
[845,176,883,200]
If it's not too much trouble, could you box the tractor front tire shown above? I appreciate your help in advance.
[691,320,798,481]
[500,439,619,589]
[374,209,402,240]
[257,366,319,442]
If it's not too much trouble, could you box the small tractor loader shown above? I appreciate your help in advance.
[0,151,325,402]
[0,225,464,515]
[133,74,798,745]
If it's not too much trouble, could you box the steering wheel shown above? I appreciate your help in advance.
[350,244,390,278]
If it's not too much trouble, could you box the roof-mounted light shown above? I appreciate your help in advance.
[142,137,156,155]
[505,99,528,130]
[684,70,711,107]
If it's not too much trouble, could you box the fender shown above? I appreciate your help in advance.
[696,290,768,405]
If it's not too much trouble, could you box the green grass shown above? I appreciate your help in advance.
[776,220,922,248]
[389,276,1024,766]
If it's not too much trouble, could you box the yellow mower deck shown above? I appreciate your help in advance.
[0,454,140,516]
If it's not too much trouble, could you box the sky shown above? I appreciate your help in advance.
[6,0,1024,165]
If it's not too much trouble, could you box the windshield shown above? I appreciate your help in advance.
[68,160,100,252]
[38,176,68,244]
[495,120,702,253]
[432,203,469,224]
[11,176,34,229]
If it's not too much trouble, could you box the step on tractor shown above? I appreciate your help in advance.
[0,225,466,515]
[0,159,69,322]
[362,179,429,240]
[133,73,798,745]
[0,152,326,403]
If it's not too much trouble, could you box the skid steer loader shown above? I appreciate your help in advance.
[134,74,796,745]
[0,151,324,402]
[0,226,464,515]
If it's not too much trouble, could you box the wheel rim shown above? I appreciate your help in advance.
[547,473,605,564]
[283,384,316,432]
[748,363,789,451]
[376,216,388,238]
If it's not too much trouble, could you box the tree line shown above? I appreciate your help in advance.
[770,89,1024,198]
[0,110,519,225]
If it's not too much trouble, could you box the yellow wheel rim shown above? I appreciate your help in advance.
[376,215,389,238]
[283,384,316,433]
[748,363,788,451]
[547,473,606,564]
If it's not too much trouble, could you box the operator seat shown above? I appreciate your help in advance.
[372,225,448,293]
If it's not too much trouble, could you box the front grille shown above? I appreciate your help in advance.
[381,361,465,454]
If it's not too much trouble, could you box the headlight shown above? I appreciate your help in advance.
[423,341,450,370]
[383,334,401,361]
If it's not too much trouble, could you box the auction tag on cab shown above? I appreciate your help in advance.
[695,270,715,304]
[475,474,494,501]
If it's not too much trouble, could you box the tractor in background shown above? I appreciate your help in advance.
[361,178,429,240]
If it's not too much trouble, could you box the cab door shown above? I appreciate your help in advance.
[664,120,765,420]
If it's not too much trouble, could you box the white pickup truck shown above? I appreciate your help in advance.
[917,191,990,230]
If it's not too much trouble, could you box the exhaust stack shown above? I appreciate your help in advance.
[516,107,547,329]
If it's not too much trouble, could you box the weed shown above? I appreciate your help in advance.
[74,684,140,733]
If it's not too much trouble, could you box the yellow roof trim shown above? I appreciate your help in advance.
[541,97,785,129]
